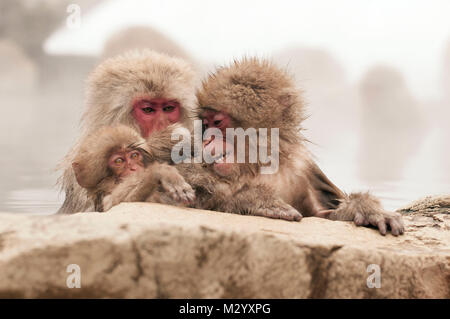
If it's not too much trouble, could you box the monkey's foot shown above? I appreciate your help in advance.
[354,210,405,236]
[326,193,405,236]
[251,203,302,221]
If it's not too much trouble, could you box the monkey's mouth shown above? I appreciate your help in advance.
[210,150,233,164]
[203,137,234,165]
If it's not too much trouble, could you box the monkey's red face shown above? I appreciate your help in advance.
[132,98,181,138]
[201,110,232,136]
[201,110,237,176]
[108,149,145,178]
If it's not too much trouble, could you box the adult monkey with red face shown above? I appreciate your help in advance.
[57,50,197,214]
[196,58,404,236]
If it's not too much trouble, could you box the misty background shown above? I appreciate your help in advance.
[0,0,449,214]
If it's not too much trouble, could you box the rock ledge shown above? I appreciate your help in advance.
[0,200,448,298]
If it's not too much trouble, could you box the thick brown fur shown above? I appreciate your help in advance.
[72,125,151,189]
[73,125,194,212]
[57,50,198,214]
[194,58,404,235]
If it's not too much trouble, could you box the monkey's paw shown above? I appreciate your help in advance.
[354,210,405,236]
[252,202,302,221]
[102,195,113,212]
[160,176,196,205]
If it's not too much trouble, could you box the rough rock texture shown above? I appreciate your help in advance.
[0,197,449,298]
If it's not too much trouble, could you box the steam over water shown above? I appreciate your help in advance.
[0,0,449,214]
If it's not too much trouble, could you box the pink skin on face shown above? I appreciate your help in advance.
[201,110,235,176]
[108,150,144,178]
[132,97,181,138]
[201,110,231,136]
[203,136,235,176]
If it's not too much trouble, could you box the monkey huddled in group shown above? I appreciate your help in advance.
[57,49,198,214]
[72,125,194,212]
[58,49,404,236]
[188,58,404,236]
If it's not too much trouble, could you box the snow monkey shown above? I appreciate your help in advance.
[194,58,404,236]
[57,50,198,214]
[72,125,195,212]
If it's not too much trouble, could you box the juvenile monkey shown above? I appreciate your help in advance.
[57,50,198,214]
[193,58,404,235]
[72,125,195,212]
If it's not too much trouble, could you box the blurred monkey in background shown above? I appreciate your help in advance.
[358,66,426,182]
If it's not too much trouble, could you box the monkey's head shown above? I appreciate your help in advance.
[72,125,152,189]
[84,50,197,138]
[197,58,305,131]
[197,58,305,177]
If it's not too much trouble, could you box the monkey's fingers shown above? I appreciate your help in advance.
[387,213,405,236]
[316,209,334,219]
[365,211,404,236]
[176,184,196,205]
[354,212,370,226]
[184,187,196,203]
[162,179,195,205]
[253,206,302,221]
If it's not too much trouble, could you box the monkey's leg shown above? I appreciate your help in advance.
[218,184,303,221]
[317,192,405,236]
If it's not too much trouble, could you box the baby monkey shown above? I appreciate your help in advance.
[72,125,195,212]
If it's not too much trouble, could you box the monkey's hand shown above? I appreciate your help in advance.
[353,209,404,236]
[219,184,303,221]
[102,194,114,212]
[319,192,405,236]
[251,200,303,221]
[155,164,196,205]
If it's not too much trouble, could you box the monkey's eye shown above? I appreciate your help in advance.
[114,158,125,165]
[130,152,139,159]
[214,120,222,126]
[142,107,155,114]
[163,105,175,112]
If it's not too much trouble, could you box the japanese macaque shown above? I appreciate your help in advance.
[358,66,425,182]
[72,125,195,212]
[101,26,193,62]
[191,58,404,235]
[57,50,197,214]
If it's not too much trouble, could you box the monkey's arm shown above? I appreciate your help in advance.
[101,168,159,211]
[212,183,302,221]
[308,163,404,236]
[103,163,195,211]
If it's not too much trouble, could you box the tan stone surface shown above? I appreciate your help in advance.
[0,200,448,298]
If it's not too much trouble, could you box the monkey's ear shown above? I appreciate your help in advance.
[72,162,90,189]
